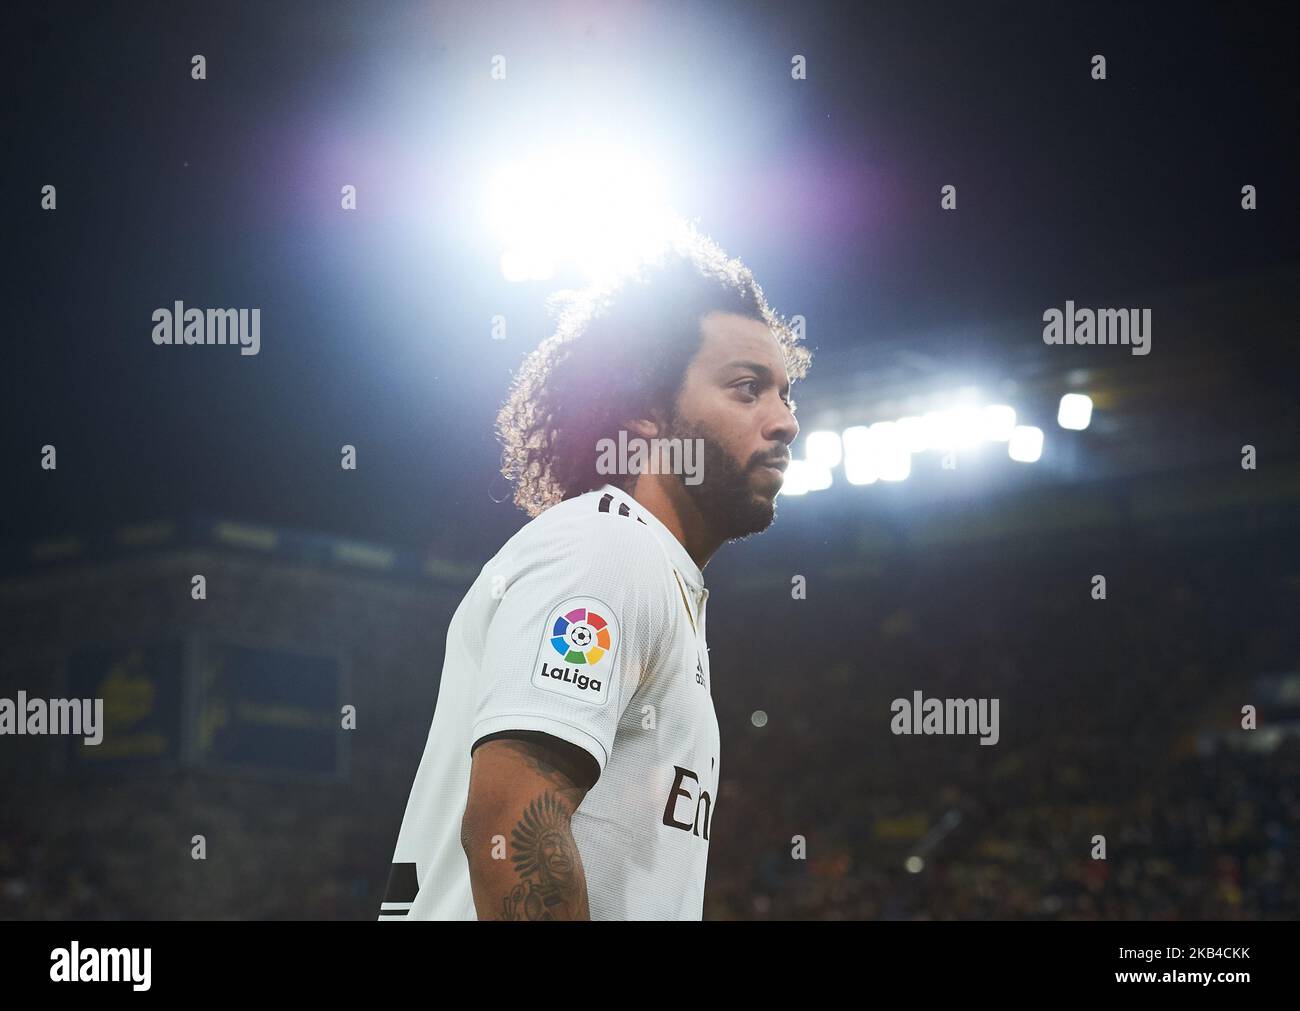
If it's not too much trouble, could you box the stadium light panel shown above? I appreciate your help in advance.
[919,407,982,451]
[920,409,954,451]
[781,461,810,495]
[805,430,843,469]
[981,404,1017,441]
[781,460,831,495]
[842,426,877,485]
[805,462,833,491]
[895,415,928,454]
[1008,425,1044,463]
[948,406,984,449]
[1057,393,1093,431]
[869,421,912,481]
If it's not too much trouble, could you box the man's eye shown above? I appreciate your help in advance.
[736,380,761,398]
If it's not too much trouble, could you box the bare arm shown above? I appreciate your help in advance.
[460,731,600,920]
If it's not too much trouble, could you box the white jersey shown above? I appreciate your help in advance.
[381,483,719,920]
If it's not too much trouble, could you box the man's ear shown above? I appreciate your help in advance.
[625,405,668,440]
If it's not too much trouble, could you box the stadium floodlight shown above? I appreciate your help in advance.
[981,404,1017,441]
[880,453,911,481]
[949,406,984,449]
[780,461,811,495]
[805,430,843,469]
[841,426,877,485]
[1057,393,1094,431]
[1008,424,1044,463]
[800,460,832,491]
[869,421,912,481]
[895,415,928,454]
[487,142,679,284]
[782,460,832,495]
[920,409,954,451]
[805,462,833,491]
[919,406,983,452]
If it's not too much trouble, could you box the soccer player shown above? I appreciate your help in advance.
[381,222,810,920]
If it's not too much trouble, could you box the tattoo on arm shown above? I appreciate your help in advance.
[500,790,589,920]
[466,733,595,919]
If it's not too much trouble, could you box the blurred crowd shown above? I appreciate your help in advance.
[702,534,1300,919]
[1,531,1296,920]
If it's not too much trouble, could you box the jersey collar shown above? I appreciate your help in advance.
[597,484,706,592]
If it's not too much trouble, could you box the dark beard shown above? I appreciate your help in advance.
[666,416,777,541]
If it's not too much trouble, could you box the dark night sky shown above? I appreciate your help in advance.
[8,1,1298,559]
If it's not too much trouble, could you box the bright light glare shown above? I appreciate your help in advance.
[499,245,556,283]
[1008,425,1044,463]
[920,410,953,450]
[948,406,984,449]
[981,404,1017,441]
[805,462,833,491]
[487,144,680,284]
[842,424,910,483]
[895,415,928,454]
[841,426,876,485]
[920,407,982,451]
[826,394,1062,487]
[805,431,843,469]
[1057,393,1094,431]
[782,460,832,495]
[869,421,912,481]
[781,462,810,495]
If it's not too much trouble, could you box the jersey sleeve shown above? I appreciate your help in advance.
[470,513,670,776]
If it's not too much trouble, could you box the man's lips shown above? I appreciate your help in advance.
[753,458,790,482]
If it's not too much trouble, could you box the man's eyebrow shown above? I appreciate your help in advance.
[724,360,791,395]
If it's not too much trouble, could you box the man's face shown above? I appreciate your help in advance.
[665,311,800,539]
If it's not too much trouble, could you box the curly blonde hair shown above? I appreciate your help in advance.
[496,220,812,517]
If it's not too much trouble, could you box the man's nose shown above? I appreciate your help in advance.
[764,399,799,446]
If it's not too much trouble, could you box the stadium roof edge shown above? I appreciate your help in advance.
[1,515,480,587]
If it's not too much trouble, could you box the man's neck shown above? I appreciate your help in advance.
[626,474,721,571]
